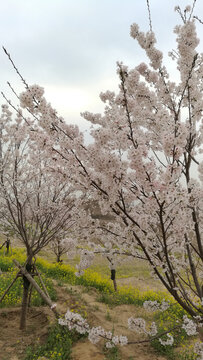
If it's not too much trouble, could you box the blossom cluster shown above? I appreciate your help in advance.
[130,24,163,70]
[159,333,174,346]
[194,341,203,360]
[75,250,94,276]
[58,309,128,348]
[128,317,158,337]
[182,315,198,336]
[143,299,170,312]
[58,309,89,334]
[19,84,44,112]
[88,326,128,348]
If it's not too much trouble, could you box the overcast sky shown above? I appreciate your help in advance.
[0,0,203,132]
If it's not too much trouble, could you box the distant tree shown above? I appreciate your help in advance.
[50,237,77,263]
[0,105,81,329]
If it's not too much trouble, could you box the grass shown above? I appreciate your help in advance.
[24,323,86,360]
[35,256,170,306]
[105,308,112,321]
[97,285,170,307]
[177,347,199,360]
[89,256,151,280]
[104,346,121,360]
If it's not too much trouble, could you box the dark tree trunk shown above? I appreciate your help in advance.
[28,285,33,308]
[20,285,30,330]
[6,239,10,254]
[19,257,33,330]
[111,269,117,292]
[113,278,117,291]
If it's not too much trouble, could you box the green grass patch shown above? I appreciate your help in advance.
[177,347,198,360]
[89,257,151,280]
[36,257,171,305]
[104,345,121,360]
[24,323,78,360]
[97,285,171,307]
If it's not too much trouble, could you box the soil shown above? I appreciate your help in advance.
[0,281,167,360]
[70,288,166,360]
[0,306,51,360]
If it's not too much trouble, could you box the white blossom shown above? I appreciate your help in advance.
[143,299,170,312]
[182,315,197,336]
[159,333,174,346]
[128,317,146,333]
[194,341,203,360]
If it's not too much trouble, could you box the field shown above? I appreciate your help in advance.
[0,244,198,360]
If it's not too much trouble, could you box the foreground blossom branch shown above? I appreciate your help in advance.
[58,306,202,350]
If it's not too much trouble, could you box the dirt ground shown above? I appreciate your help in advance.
[69,287,167,360]
[0,306,51,360]
[0,280,167,360]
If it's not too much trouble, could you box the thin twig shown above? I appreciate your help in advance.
[1,91,30,126]
[7,81,20,100]
[2,47,29,89]
[30,311,43,319]
[128,325,181,345]
[189,0,197,21]
[146,0,153,32]
[193,15,203,25]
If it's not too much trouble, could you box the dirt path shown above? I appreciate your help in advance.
[0,282,167,360]
[54,283,167,360]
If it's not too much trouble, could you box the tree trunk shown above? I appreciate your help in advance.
[13,259,59,318]
[6,238,10,254]
[113,278,117,291]
[111,269,117,291]
[19,258,33,330]
[20,285,30,330]
[28,285,33,308]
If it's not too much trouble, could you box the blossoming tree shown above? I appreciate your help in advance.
[3,1,203,355]
[57,6,203,346]
[50,237,77,263]
[0,104,82,329]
